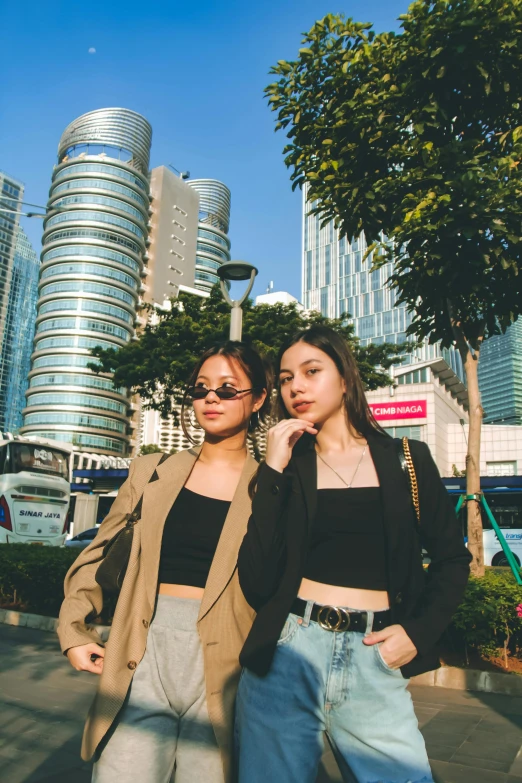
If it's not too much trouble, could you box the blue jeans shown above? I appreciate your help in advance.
[235,603,433,783]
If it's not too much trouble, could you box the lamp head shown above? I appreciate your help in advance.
[217,261,258,282]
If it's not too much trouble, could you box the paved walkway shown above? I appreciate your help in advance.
[2,624,522,783]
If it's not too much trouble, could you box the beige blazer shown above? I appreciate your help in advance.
[58,448,257,781]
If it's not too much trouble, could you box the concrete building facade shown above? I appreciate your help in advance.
[144,167,199,304]
[366,360,522,478]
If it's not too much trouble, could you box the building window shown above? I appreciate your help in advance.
[320,287,328,317]
[486,461,517,477]
[383,425,424,441]
[325,245,331,285]
[397,368,429,385]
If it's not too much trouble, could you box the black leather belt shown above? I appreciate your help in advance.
[291,597,391,633]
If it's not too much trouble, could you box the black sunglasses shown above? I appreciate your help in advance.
[187,385,258,401]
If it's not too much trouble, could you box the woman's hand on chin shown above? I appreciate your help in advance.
[265,419,317,473]
[363,624,417,668]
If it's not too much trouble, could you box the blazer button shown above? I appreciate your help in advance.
[127,660,137,670]
[142,619,149,628]
[395,592,403,605]
[272,484,279,495]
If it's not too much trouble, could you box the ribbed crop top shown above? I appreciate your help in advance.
[158,487,231,588]
[303,487,387,590]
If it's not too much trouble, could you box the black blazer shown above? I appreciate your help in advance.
[238,431,471,678]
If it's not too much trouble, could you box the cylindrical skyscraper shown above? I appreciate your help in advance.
[21,108,152,456]
[188,179,231,293]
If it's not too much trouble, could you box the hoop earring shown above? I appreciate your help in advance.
[186,407,202,431]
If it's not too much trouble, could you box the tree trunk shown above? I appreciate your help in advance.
[462,345,485,577]
[447,301,485,578]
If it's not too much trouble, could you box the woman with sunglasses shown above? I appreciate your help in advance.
[58,342,270,783]
[235,326,471,783]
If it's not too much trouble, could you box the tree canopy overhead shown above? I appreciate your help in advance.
[90,286,405,416]
[266,0,522,347]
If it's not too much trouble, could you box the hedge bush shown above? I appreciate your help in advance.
[2,546,522,668]
[0,544,79,617]
[450,568,522,666]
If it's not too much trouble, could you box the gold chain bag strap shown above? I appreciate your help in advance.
[394,436,420,524]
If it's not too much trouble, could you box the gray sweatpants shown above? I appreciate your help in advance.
[92,595,224,783]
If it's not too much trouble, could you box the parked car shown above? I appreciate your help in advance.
[65,527,99,549]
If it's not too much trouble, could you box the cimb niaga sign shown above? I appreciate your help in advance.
[369,400,427,421]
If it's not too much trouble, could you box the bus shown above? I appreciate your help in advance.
[445,478,522,567]
[0,438,72,546]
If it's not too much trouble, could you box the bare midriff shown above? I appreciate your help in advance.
[298,578,390,611]
[158,583,205,600]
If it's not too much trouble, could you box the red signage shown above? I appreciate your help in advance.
[369,400,427,421]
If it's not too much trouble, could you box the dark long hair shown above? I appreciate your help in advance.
[274,325,384,438]
[181,341,273,444]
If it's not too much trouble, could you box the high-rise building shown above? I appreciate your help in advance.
[479,321,522,426]
[187,179,231,293]
[144,166,199,305]
[0,227,40,432]
[0,172,24,352]
[301,185,463,378]
[0,172,25,429]
[20,108,153,456]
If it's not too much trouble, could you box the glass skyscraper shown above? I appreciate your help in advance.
[1,227,39,433]
[0,171,24,429]
[187,179,231,293]
[302,185,463,378]
[20,108,152,456]
[479,321,522,426]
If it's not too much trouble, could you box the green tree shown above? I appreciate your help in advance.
[90,285,404,417]
[139,444,163,456]
[265,0,522,576]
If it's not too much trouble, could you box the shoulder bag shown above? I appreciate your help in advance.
[95,452,169,594]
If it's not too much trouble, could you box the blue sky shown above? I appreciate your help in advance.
[1,0,410,300]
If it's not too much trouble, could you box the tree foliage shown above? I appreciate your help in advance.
[139,444,163,455]
[90,286,405,416]
[266,0,522,347]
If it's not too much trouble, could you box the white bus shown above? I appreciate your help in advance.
[0,438,72,546]
[449,486,522,567]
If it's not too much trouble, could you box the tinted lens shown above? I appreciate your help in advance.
[188,387,208,400]
[216,387,238,399]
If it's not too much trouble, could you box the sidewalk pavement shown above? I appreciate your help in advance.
[2,624,522,783]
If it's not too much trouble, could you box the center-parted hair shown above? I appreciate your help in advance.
[274,325,383,438]
[181,341,273,443]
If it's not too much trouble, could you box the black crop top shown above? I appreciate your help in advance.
[158,487,231,588]
[303,487,387,590]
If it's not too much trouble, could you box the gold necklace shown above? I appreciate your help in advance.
[315,444,367,488]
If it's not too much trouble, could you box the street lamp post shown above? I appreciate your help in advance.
[217,261,258,341]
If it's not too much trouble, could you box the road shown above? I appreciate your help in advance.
[2,625,522,783]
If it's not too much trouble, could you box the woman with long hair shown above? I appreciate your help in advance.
[236,326,471,783]
[58,341,271,783]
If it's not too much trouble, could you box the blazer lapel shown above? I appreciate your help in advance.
[367,433,412,592]
[198,454,258,622]
[291,434,318,532]
[140,447,201,610]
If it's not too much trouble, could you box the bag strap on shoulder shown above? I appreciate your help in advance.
[126,452,169,526]
[394,436,420,525]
